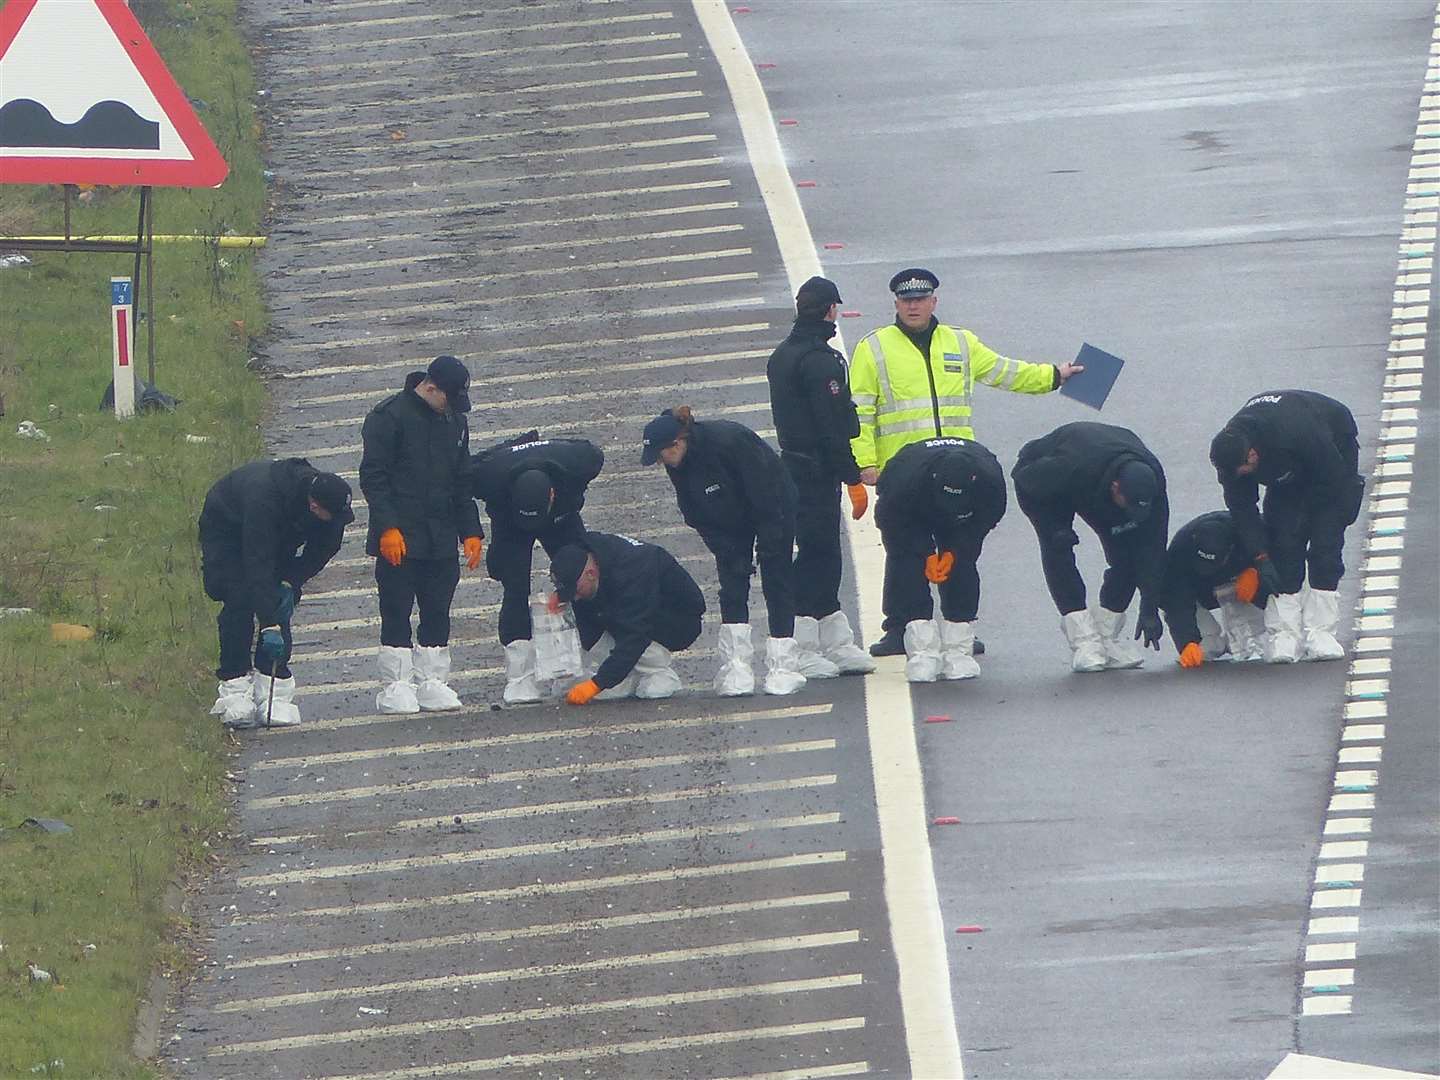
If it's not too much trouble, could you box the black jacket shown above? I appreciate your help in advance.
[1012,422,1171,605]
[1218,390,1362,559]
[572,531,706,689]
[359,372,482,560]
[663,420,795,561]
[197,458,345,625]
[875,437,1007,542]
[1159,511,1260,649]
[471,434,604,532]
[767,317,862,484]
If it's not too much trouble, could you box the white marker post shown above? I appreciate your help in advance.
[110,276,135,418]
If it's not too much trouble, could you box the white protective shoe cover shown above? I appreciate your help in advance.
[211,674,259,727]
[1264,593,1303,663]
[1093,606,1144,669]
[1301,588,1346,661]
[1218,599,1266,662]
[634,643,682,700]
[903,619,942,682]
[714,624,756,696]
[413,645,463,710]
[938,620,981,680]
[376,645,421,713]
[502,640,543,704]
[763,637,807,695]
[1194,605,1232,661]
[792,616,841,679]
[818,610,876,674]
[586,632,635,699]
[252,672,302,727]
[1061,610,1107,673]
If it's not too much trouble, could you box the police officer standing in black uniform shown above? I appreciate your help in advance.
[874,437,1007,682]
[1209,389,1362,663]
[1012,421,1169,673]
[1158,510,1268,669]
[471,432,604,703]
[360,355,485,714]
[198,458,353,728]
[766,276,873,676]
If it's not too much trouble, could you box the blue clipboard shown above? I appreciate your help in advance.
[1059,342,1125,410]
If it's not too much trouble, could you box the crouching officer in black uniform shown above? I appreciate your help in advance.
[360,355,485,714]
[198,458,353,728]
[874,437,1006,682]
[1209,389,1362,664]
[548,532,706,704]
[1159,511,1268,669]
[642,407,811,697]
[766,276,874,676]
[471,432,604,703]
[1012,422,1169,672]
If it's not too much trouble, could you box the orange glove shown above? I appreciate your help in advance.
[463,536,483,570]
[846,483,869,520]
[565,678,601,705]
[1234,566,1260,604]
[924,550,955,584]
[378,527,406,567]
[1178,642,1205,669]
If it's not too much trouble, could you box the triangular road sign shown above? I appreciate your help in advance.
[0,0,227,187]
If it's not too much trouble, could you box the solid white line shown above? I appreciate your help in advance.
[714,1068,871,1080]
[228,891,850,969]
[246,745,837,810]
[268,0,623,33]
[290,70,699,117]
[323,110,711,156]
[208,974,862,1056]
[234,851,848,924]
[693,2,963,1075]
[282,221,740,276]
[327,1017,867,1080]
[216,930,858,1010]
[253,702,831,771]
[299,246,751,299]
[301,11,675,53]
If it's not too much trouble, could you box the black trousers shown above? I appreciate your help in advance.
[486,514,587,644]
[880,523,984,631]
[200,537,292,680]
[710,538,796,638]
[784,452,843,619]
[375,556,461,648]
[1019,498,1139,616]
[649,607,705,653]
[1263,477,1363,593]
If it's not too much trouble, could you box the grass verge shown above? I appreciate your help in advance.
[0,1,267,1073]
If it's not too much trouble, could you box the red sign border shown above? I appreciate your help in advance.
[0,0,228,188]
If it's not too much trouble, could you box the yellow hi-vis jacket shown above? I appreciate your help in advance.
[849,322,1057,472]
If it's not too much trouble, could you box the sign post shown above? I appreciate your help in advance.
[110,276,135,418]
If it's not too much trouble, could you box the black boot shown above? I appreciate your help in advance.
[868,627,905,657]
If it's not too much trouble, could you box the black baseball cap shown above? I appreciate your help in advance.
[640,412,683,465]
[1209,427,1249,481]
[889,268,939,297]
[1116,460,1159,522]
[426,355,471,413]
[511,468,553,531]
[309,472,355,526]
[796,275,842,308]
[550,544,590,602]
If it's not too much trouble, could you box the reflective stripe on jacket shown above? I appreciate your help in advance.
[849,323,1055,471]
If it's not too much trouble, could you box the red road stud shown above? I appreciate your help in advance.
[932,816,961,826]
[779,118,799,126]
[823,242,845,249]
[955,925,985,934]
[733,6,752,12]
[756,62,776,70]
[796,180,817,188]
[924,714,951,723]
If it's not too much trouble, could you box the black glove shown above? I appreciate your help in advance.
[1256,556,1283,597]
[1134,606,1163,650]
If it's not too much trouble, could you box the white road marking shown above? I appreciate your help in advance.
[296,33,686,76]
[235,850,848,924]
[247,746,837,810]
[692,3,962,1076]
[1299,997,1353,1017]
[1318,841,1369,859]
[1268,1053,1438,1078]
[301,11,675,54]
[208,974,863,1056]
[1343,700,1387,719]
[215,930,860,1010]
[1307,916,1361,935]
[1311,889,1363,909]
[1314,863,1365,883]
[1322,818,1372,836]
[714,1067,871,1080]
[327,1017,867,1080]
[1305,942,1357,962]
[1303,967,1356,987]
[1334,770,1378,788]
[326,109,712,157]
[1337,747,1383,764]
[1341,726,1385,744]
[228,891,850,970]
[268,0,624,33]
